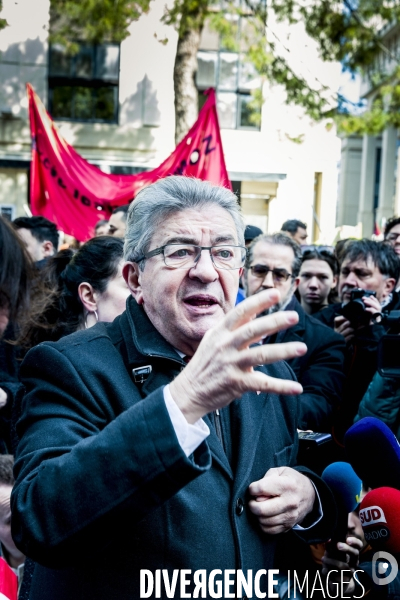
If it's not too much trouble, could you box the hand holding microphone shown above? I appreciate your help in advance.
[322,462,362,561]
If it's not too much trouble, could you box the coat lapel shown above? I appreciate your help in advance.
[203,413,233,479]
[230,383,269,494]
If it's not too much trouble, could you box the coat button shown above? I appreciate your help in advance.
[236,497,244,515]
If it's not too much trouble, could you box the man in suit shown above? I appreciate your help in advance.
[12,177,335,599]
[243,232,345,432]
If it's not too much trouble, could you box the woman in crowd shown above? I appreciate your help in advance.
[0,217,34,454]
[297,248,339,315]
[0,216,32,338]
[18,235,130,350]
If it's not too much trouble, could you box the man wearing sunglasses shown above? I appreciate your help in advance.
[12,177,335,600]
[244,232,345,433]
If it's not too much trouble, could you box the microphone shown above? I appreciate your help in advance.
[322,462,363,559]
[360,487,400,553]
[345,417,400,490]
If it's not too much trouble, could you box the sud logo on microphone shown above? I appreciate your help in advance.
[359,489,400,586]
[359,504,390,544]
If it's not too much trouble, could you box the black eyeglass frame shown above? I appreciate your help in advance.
[135,243,247,270]
[300,245,334,255]
[249,264,295,282]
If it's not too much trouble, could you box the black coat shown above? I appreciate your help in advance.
[12,297,335,600]
[314,295,400,434]
[267,298,346,432]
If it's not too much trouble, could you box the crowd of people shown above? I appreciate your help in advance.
[1,178,400,598]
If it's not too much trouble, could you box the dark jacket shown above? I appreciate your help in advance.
[355,372,400,438]
[313,303,342,329]
[12,297,335,600]
[268,297,346,432]
[314,296,399,434]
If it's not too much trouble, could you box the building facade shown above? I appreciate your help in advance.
[337,23,400,237]
[0,0,341,242]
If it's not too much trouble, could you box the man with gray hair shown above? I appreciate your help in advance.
[244,232,345,432]
[12,177,335,599]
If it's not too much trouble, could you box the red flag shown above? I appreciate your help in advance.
[28,85,231,241]
[0,557,18,600]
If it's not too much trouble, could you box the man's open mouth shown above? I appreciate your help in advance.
[184,295,218,308]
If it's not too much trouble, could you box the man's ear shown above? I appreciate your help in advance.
[331,275,338,289]
[78,282,98,313]
[42,240,54,257]
[293,276,300,290]
[123,262,144,304]
[383,277,396,298]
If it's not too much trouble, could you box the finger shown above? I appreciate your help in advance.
[334,316,346,325]
[337,321,353,333]
[239,370,303,397]
[345,537,363,568]
[249,467,295,496]
[362,297,380,307]
[232,311,300,349]
[248,496,289,519]
[249,473,288,498]
[224,289,281,331]
[341,327,354,338]
[237,342,307,369]
[346,536,363,550]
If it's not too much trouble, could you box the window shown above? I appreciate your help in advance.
[0,205,15,221]
[48,43,120,123]
[196,4,263,130]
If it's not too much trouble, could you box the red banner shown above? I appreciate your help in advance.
[0,557,18,600]
[28,84,232,241]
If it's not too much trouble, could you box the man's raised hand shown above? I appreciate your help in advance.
[170,289,306,423]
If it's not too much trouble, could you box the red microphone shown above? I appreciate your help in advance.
[360,487,400,553]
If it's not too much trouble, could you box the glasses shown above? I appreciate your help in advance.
[136,244,247,270]
[249,264,294,282]
[301,245,334,254]
[386,233,400,242]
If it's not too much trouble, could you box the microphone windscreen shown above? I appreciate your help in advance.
[345,417,400,489]
[360,487,400,553]
[322,461,362,513]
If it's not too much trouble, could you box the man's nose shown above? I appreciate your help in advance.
[343,272,358,287]
[309,276,319,289]
[188,249,219,281]
[260,270,275,288]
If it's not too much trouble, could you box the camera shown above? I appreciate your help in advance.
[339,288,377,327]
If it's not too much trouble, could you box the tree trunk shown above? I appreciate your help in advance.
[173,26,202,145]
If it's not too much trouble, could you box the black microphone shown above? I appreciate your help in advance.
[345,417,400,489]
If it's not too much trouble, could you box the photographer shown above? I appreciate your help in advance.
[315,240,400,436]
